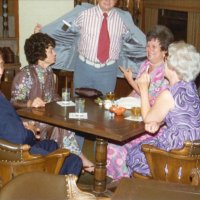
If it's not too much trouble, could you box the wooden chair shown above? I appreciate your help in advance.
[0,139,70,188]
[133,140,200,185]
[0,172,108,200]
[53,69,74,97]
[111,177,200,200]
[191,168,200,186]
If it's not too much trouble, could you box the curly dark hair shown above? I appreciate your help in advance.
[146,25,174,52]
[24,32,55,64]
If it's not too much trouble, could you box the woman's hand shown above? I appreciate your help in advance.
[119,66,133,84]
[145,121,160,134]
[120,66,141,94]
[29,97,46,108]
[136,72,151,92]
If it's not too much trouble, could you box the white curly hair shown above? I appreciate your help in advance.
[167,41,200,82]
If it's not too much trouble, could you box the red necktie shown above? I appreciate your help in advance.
[97,13,110,63]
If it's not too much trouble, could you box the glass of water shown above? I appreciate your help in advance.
[75,98,85,113]
[62,88,70,102]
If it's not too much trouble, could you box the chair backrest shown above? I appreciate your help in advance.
[111,177,200,200]
[191,168,200,186]
[0,172,97,200]
[53,70,74,98]
[0,139,70,188]
[0,172,67,200]
[142,140,200,184]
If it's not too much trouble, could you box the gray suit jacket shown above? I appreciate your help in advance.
[42,3,146,77]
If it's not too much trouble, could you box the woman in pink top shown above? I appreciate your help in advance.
[107,25,174,180]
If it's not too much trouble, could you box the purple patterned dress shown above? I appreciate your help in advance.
[126,81,200,175]
[106,60,168,180]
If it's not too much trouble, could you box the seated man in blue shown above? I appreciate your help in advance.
[0,45,82,176]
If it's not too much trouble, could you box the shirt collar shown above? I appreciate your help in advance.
[97,4,115,17]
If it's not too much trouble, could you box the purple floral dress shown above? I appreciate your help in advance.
[107,60,168,180]
[126,81,200,175]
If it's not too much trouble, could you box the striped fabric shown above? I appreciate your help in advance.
[74,5,128,63]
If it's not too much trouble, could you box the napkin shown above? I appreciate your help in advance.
[69,113,88,119]
[115,97,141,109]
[57,101,75,107]
[125,116,143,122]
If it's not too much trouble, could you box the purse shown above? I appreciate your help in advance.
[75,87,103,98]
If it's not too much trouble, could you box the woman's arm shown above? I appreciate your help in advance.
[137,72,175,124]
[119,66,140,94]
[144,90,175,123]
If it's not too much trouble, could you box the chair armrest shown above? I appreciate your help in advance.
[132,172,152,180]
[0,139,30,151]
[190,140,200,155]
[46,148,70,158]
[44,148,70,174]
[24,148,70,161]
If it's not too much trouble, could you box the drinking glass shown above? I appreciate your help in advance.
[106,92,115,101]
[62,88,70,102]
[75,98,85,113]
[131,107,141,119]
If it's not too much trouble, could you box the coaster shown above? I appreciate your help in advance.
[57,101,75,107]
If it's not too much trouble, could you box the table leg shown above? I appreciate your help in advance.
[93,138,107,193]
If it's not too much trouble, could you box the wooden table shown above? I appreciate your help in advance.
[112,177,200,200]
[17,98,145,194]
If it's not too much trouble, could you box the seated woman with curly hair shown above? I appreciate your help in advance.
[11,32,93,172]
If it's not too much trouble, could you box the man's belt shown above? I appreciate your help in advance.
[79,55,115,68]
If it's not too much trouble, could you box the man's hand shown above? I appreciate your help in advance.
[23,121,40,139]
[34,23,42,33]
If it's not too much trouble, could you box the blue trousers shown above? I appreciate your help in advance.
[59,154,82,176]
[30,140,82,176]
[74,57,118,95]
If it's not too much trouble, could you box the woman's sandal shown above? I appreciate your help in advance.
[82,166,95,175]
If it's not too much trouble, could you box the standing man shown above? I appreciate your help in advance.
[41,0,146,95]
[73,0,133,94]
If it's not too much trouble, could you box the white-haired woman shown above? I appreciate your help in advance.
[127,41,200,176]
